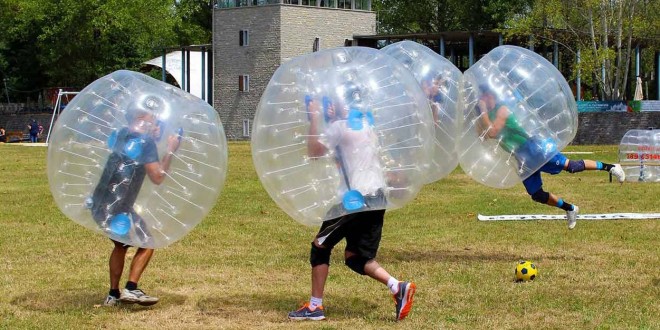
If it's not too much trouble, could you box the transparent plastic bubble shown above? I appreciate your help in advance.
[458,45,578,188]
[47,70,228,248]
[252,47,435,226]
[382,41,463,183]
[618,129,660,182]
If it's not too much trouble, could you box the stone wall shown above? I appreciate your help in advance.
[279,6,376,61]
[213,5,282,140]
[573,112,660,145]
[212,4,376,139]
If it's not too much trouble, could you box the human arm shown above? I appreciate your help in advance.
[478,101,508,138]
[145,134,181,185]
[307,99,329,158]
[430,102,440,124]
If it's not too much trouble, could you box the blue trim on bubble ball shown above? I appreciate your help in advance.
[343,190,365,211]
[347,108,375,131]
[347,108,364,130]
[366,111,374,126]
[107,130,118,149]
[124,138,143,160]
[322,96,333,123]
[155,120,165,142]
[109,213,131,236]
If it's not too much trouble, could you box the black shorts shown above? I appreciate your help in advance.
[315,208,385,260]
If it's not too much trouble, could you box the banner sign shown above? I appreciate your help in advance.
[578,100,660,113]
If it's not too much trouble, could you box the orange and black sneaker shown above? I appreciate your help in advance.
[288,303,326,321]
[393,281,416,321]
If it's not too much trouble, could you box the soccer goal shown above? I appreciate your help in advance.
[45,89,79,145]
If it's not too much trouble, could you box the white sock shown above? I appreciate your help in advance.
[387,277,400,294]
[309,296,323,309]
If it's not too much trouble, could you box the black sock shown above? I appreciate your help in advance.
[109,289,120,298]
[125,281,138,291]
[559,202,574,212]
[600,162,614,171]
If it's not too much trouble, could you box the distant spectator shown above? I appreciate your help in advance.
[27,119,39,142]
[38,123,44,139]
[0,127,6,143]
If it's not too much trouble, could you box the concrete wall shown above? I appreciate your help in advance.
[573,112,660,145]
[212,4,376,139]
[280,6,376,61]
[213,5,282,139]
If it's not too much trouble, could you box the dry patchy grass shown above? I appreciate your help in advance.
[0,142,658,329]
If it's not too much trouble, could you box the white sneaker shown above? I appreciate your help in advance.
[610,164,625,183]
[119,288,159,306]
[103,295,119,306]
[566,205,579,230]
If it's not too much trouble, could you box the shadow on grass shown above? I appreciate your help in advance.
[196,293,390,322]
[382,248,585,263]
[11,289,187,312]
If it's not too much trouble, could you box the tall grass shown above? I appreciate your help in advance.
[0,143,658,329]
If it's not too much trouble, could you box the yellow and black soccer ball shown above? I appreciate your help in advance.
[515,260,538,282]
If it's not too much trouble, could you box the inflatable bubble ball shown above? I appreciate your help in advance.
[251,46,435,226]
[618,129,660,182]
[381,40,463,183]
[47,70,228,248]
[458,45,578,189]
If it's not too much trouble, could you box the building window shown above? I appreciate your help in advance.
[320,0,336,7]
[338,0,350,9]
[243,119,251,137]
[354,0,370,10]
[239,75,250,92]
[239,30,249,46]
[313,37,320,52]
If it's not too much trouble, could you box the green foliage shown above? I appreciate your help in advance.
[374,0,533,33]
[504,0,659,100]
[0,0,211,101]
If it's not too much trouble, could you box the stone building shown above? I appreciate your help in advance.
[213,0,376,139]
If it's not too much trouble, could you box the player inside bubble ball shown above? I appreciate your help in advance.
[476,84,625,229]
[421,73,446,124]
[90,96,181,307]
[288,86,416,322]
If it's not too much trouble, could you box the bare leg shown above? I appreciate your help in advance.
[345,250,391,285]
[582,160,599,170]
[109,242,128,290]
[127,248,154,284]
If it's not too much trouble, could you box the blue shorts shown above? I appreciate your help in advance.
[522,153,568,194]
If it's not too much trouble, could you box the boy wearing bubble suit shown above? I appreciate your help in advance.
[91,96,181,306]
[421,74,443,123]
[476,85,625,229]
[287,88,416,322]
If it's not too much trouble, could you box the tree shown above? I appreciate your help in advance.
[504,0,660,100]
[373,0,533,34]
[0,0,213,102]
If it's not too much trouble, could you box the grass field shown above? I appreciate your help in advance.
[0,142,658,329]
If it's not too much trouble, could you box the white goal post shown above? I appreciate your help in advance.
[45,89,79,144]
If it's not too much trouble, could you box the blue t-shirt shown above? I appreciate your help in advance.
[29,122,39,135]
[91,128,159,220]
